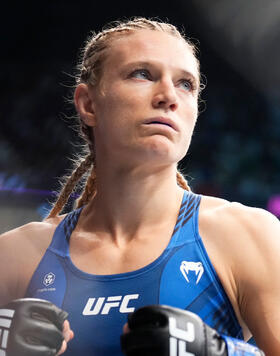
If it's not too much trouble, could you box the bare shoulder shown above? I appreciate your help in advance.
[0,216,62,250]
[198,194,280,273]
[0,216,63,304]
[199,194,280,247]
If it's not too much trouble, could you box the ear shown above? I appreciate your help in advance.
[74,83,96,127]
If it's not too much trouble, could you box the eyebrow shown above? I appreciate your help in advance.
[122,60,199,85]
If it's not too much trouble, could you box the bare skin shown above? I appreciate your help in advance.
[1,29,280,355]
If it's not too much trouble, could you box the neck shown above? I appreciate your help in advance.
[80,163,184,242]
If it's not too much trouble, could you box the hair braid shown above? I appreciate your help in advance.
[176,171,191,191]
[76,166,97,208]
[48,154,93,218]
[80,123,95,156]
[76,123,98,207]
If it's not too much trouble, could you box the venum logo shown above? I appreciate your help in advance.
[43,272,55,287]
[83,294,139,316]
[180,261,204,285]
[169,316,195,356]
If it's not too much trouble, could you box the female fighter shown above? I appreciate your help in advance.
[0,17,279,356]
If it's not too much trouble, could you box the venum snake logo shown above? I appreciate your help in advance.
[180,261,204,284]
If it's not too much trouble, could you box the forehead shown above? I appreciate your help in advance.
[104,29,198,78]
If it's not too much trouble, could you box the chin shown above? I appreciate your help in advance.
[140,138,183,164]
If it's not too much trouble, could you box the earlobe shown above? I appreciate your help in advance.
[74,83,96,127]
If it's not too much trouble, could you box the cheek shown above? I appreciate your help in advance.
[94,97,134,137]
[102,85,143,115]
[179,100,198,149]
[188,96,198,115]
[182,99,198,128]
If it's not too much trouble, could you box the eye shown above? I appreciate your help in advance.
[178,79,194,92]
[130,69,152,80]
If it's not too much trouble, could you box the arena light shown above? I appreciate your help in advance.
[267,195,280,218]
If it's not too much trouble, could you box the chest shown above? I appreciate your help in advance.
[68,229,174,275]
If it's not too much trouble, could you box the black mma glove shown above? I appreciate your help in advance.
[0,298,68,356]
[121,304,265,356]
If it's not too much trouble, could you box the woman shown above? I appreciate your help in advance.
[0,17,279,356]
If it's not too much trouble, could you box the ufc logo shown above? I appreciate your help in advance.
[169,317,195,356]
[82,294,139,315]
[0,308,15,356]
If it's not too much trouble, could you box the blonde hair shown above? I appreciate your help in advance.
[48,17,200,218]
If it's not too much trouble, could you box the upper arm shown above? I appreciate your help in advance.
[0,221,55,305]
[234,207,280,355]
[0,226,28,304]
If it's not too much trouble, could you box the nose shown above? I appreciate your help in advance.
[152,79,178,111]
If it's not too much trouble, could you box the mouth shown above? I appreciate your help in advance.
[144,117,178,131]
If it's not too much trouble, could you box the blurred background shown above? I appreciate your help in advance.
[0,0,279,232]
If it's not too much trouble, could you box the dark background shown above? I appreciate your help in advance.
[0,0,279,230]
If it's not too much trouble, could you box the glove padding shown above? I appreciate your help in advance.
[0,298,68,356]
[121,305,265,356]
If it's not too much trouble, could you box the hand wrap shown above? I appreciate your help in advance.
[121,304,265,356]
[0,298,68,356]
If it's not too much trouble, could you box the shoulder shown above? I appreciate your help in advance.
[0,215,63,250]
[199,194,280,248]
[0,216,64,304]
[198,194,280,271]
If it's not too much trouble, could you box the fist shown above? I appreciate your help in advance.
[121,305,265,356]
[0,298,69,356]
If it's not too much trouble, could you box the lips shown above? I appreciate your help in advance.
[144,117,178,131]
